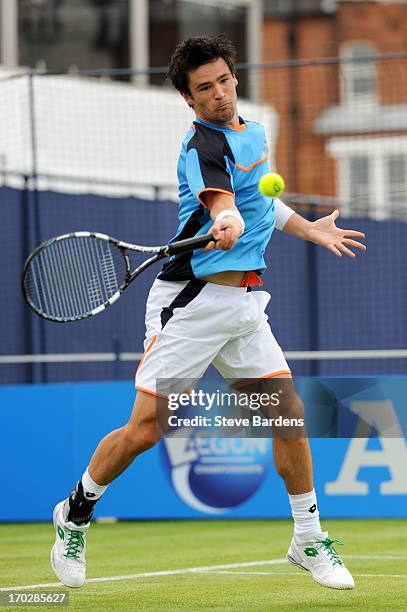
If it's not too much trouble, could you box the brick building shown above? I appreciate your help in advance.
[2,0,405,218]
[262,0,407,218]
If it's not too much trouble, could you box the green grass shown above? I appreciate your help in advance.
[0,520,406,610]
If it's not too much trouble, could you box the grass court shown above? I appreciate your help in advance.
[1,519,406,610]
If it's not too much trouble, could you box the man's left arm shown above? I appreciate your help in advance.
[275,199,366,258]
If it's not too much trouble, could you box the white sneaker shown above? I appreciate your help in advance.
[51,500,89,588]
[287,532,355,589]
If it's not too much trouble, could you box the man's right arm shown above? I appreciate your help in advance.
[203,191,244,252]
[184,125,244,251]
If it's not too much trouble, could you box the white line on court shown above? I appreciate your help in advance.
[345,554,407,561]
[202,571,407,579]
[1,555,406,592]
[0,559,287,591]
[355,574,407,578]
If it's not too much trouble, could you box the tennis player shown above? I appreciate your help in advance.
[51,35,366,590]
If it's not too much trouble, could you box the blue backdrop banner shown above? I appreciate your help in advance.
[1,379,406,521]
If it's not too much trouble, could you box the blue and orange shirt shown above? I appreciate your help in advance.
[158,115,275,281]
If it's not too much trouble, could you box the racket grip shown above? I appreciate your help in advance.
[167,233,215,255]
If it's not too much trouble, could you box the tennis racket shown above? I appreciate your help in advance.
[22,231,214,322]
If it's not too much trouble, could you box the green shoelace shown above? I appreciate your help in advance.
[316,538,344,566]
[64,531,85,559]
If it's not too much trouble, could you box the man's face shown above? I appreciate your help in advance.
[182,57,238,126]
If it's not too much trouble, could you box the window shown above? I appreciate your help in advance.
[349,156,370,215]
[341,42,377,106]
[327,137,407,220]
[18,0,129,71]
[386,154,407,215]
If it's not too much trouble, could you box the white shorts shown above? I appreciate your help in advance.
[135,278,291,397]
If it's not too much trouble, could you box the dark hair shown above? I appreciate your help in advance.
[167,34,237,95]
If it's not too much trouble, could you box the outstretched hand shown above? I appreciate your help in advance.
[305,210,366,258]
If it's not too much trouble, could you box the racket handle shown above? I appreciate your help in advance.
[167,233,215,255]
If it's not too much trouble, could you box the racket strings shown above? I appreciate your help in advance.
[24,237,124,319]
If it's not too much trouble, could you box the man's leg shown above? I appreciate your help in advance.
[272,433,314,494]
[268,379,321,540]
[51,390,162,587]
[52,279,236,587]
[268,378,354,589]
[214,292,354,589]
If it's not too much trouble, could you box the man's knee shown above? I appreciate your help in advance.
[260,381,305,421]
[125,390,167,454]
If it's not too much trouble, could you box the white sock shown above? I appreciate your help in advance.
[289,488,322,542]
[81,467,109,500]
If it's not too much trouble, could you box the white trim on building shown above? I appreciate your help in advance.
[0,0,18,68]
[327,136,407,219]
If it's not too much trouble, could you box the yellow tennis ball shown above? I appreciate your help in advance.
[258,173,285,197]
